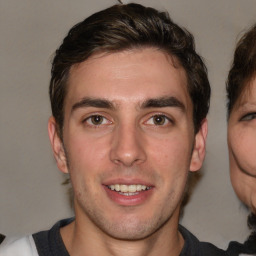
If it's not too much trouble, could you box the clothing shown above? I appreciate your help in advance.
[0,235,39,256]
[0,218,226,256]
[178,225,226,256]
[0,234,5,244]
[226,213,256,255]
[226,240,256,256]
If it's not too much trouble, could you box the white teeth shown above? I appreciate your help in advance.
[141,185,146,190]
[120,184,128,192]
[137,184,142,191]
[108,184,150,193]
[121,192,138,196]
[128,185,136,193]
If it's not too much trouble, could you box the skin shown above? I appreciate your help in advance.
[228,78,256,214]
[48,48,207,256]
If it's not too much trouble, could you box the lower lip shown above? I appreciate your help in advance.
[103,186,154,206]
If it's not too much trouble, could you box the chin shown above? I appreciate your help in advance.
[107,229,151,241]
[103,219,157,240]
[98,213,168,241]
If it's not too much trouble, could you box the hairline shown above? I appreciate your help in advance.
[228,72,256,118]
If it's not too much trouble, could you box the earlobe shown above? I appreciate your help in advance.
[48,116,69,174]
[189,118,208,172]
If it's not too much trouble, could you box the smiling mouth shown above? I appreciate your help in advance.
[107,184,152,196]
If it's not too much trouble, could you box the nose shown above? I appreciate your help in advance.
[110,123,147,167]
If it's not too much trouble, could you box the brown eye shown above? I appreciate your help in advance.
[84,114,112,128]
[89,115,104,125]
[240,112,256,121]
[153,115,167,125]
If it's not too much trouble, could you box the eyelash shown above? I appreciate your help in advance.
[145,114,173,126]
[83,115,112,127]
[82,113,173,128]
[240,112,256,121]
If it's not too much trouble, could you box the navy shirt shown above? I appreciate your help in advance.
[33,218,226,256]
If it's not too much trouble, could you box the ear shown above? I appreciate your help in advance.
[48,116,69,174]
[189,118,208,172]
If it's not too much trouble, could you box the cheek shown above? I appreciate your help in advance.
[66,136,109,198]
[230,154,256,210]
[66,134,111,177]
[147,134,192,173]
[230,169,245,203]
[231,171,256,212]
[230,130,256,176]
[230,168,253,212]
[76,131,109,154]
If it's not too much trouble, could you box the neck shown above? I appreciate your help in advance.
[61,210,184,256]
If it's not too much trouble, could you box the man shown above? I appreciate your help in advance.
[0,3,226,256]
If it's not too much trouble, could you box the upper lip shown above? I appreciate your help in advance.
[103,178,154,187]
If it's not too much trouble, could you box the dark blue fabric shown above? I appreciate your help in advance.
[226,240,256,256]
[179,225,227,256]
[33,218,74,256]
[33,218,226,256]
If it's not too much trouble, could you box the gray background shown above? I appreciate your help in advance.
[1,0,255,250]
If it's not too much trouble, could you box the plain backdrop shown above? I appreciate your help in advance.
[1,0,255,250]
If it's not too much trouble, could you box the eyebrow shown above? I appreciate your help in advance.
[234,101,256,114]
[71,97,115,112]
[237,101,256,108]
[141,96,185,111]
[71,96,185,113]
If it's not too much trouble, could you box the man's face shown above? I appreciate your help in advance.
[228,79,256,213]
[49,48,206,240]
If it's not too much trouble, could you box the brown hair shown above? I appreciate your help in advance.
[227,24,256,117]
[49,3,210,139]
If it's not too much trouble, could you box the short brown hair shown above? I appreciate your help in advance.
[227,24,256,116]
[49,3,210,138]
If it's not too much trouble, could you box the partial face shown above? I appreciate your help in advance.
[228,78,256,213]
[49,48,206,240]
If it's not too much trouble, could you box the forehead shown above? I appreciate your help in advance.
[66,48,190,110]
[233,77,256,111]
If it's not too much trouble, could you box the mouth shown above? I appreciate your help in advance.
[103,180,154,206]
[107,184,152,196]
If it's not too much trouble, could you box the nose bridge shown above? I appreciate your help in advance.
[110,120,146,166]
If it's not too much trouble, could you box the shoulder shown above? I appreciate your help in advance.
[226,240,256,256]
[0,218,73,256]
[0,235,38,256]
[199,241,228,256]
[179,225,227,256]
[32,218,73,256]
